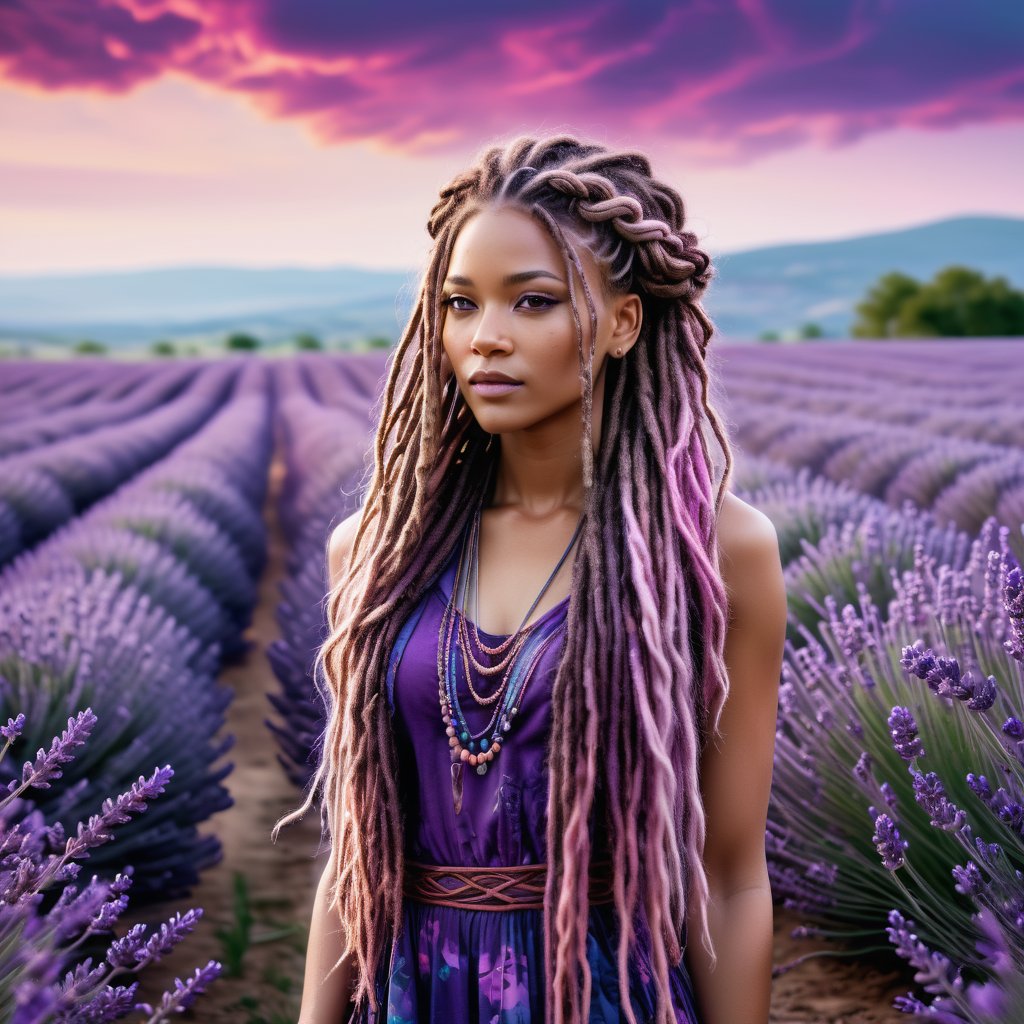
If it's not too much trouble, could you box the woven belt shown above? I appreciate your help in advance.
[402,859,615,911]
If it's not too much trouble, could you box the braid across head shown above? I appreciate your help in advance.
[275,133,734,1024]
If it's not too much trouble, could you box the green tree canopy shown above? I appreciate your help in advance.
[225,332,261,352]
[852,272,921,338]
[294,332,323,351]
[852,266,1024,338]
[151,339,176,357]
[74,339,107,355]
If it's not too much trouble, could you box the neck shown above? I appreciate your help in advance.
[485,362,607,517]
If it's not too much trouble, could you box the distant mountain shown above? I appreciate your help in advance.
[0,215,1021,349]
[0,265,420,349]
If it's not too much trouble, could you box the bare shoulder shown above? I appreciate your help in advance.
[327,506,365,590]
[716,489,784,617]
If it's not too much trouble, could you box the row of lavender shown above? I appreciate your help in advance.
[715,340,1024,566]
[263,346,1023,1022]
[265,355,382,787]
[718,339,1024,447]
[0,362,200,456]
[0,362,234,566]
[0,362,274,1021]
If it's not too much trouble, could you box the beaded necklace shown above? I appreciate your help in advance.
[438,481,582,815]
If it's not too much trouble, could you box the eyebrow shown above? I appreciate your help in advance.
[444,270,565,287]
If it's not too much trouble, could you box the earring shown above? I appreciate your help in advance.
[615,347,623,357]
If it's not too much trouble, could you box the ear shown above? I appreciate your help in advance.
[610,292,643,356]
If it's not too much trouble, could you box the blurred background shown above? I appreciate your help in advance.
[1,0,1022,356]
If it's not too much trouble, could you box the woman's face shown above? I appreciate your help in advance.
[440,203,640,444]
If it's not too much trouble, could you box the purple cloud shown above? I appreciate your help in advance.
[0,0,1021,159]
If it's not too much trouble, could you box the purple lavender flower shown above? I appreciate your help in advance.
[951,860,986,897]
[966,980,1007,1019]
[911,771,967,832]
[880,781,898,810]
[105,907,203,971]
[0,710,217,1023]
[885,909,962,996]
[967,673,997,711]
[901,643,996,709]
[888,706,924,761]
[135,959,223,1017]
[967,772,993,802]
[1003,566,1023,662]
[901,639,937,682]
[1,713,25,744]
[873,814,908,870]
[853,750,873,784]
[63,765,174,861]
[973,836,1002,867]
[962,907,1015,1020]
[3,710,97,802]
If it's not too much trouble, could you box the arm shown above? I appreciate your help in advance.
[297,509,365,1024]
[298,860,356,1024]
[684,492,786,1024]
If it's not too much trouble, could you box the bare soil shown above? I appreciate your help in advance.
[119,453,915,1023]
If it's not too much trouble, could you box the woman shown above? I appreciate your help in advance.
[285,133,786,1024]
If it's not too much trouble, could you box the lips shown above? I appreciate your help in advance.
[468,369,522,384]
[470,380,523,395]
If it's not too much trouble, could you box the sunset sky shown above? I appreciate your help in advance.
[1,0,1021,275]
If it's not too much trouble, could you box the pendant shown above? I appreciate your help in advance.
[451,761,464,816]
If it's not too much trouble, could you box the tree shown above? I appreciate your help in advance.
[225,332,260,352]
[852,266,1024,338]
[73,339,107,355]
[294,332,323,351]
[898,266,1024,337]
[799,322,825,338]
[851,272,921,338]
[365,335,392,349]
[151,339,176,357]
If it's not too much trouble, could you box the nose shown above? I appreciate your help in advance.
[470,305,513,353]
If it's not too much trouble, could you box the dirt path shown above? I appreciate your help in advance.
[123,452,324,1023]
[117,450,915,1023]
[769,907,908,1023]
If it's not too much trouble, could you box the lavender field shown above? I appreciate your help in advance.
[0,339,1021,1023]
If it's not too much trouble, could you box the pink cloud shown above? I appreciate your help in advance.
[0,0,1021,161]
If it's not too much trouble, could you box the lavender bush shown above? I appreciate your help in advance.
[734,463,877,567]
[782,500,975,646]
[0,565,233,898]
[0,707,221,1023]
[766,515,1023,1019]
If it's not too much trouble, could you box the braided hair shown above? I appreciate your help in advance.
[274,133,734,1024]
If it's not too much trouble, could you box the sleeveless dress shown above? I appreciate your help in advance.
[354,538,704,1023]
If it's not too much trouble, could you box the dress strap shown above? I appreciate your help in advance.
[386,599,427,716]
[385,549,459,714]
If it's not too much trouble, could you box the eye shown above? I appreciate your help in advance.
[517,294,558,311]
[442,294,474,311]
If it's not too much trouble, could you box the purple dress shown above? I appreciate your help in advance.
[356,539,703,1023]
